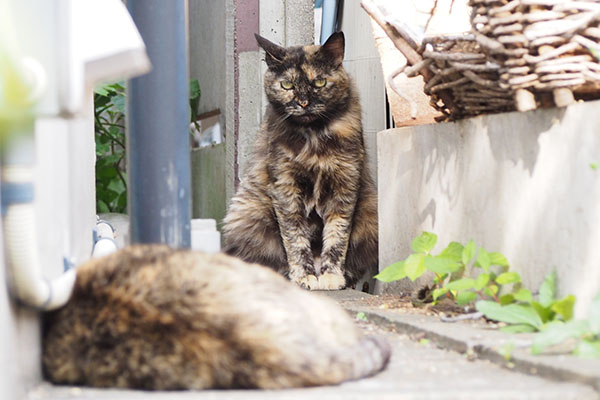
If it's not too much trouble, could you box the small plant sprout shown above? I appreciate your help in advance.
[355,312,368,322]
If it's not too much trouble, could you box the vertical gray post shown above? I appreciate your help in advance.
[127,0,191,248]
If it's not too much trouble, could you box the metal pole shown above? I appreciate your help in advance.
[126,0,191,248]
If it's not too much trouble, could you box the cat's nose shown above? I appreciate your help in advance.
[297,99,309,108]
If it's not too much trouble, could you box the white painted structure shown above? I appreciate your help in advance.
[0,1,148,397]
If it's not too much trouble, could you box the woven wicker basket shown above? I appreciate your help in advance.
[470,0,600,110]
[411,34,516,119]
[363,0,600,120]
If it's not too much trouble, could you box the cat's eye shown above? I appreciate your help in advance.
[314,78,327,88]
[281,80,293,90]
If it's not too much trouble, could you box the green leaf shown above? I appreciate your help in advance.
[405,253,426,281]
[108,125,122,137]
[432,287,448,301]
[97,166,118,179]
[551,295,576,321]
[97,133,111,144]
[476,301,543,330]
[116,191,127,213]
[476,248,491,272]
[189,79,201,122]
[589,293,600,334]
[439,242,464,262]
[355,312,368,321]
[489,252,509,267]
[514,288,533,303]
[531,320,589,355]
[473,272,490,291]
[411,232,437,254]
[94,94,111,109]
[474,273,490,290]
[112,93,126,114]
[96,142,110,156]
[483,284,498,298]
[433,273,448,285]
[574,340,600,358]
[539,270,557,308]
[462,240,476,265]
[531,301,554,323]
[374,261,407,282]
[96,199,110,213]
[101,153,122,165]
[499,294,515,305]
[95,85,110,96]
[500,324,537,333]
[446,278,476,291]
[190,79,201,99]
[110,81,125,92]
[425,255,461,274]
[107,178,126,195]
[496,272,521,285]
[456,291,477,306]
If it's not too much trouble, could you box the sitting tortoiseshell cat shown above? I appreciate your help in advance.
[43,245,391,390]
[223,32,378,291]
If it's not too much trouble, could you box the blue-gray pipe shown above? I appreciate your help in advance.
[320,0,339,44]
[126,0,191,248]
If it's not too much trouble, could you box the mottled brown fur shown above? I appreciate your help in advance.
[43,245,390,389]
[222,32,378,290]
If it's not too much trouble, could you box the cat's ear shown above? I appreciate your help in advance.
[255,34,287,69]
[319,31,345,68]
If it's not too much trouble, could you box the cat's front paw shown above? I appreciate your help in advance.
[294,274,319,290]
[318,273,346,290]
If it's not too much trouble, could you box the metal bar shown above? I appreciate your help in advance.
[126,0,191,248]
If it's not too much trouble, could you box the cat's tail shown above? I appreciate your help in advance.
[345,335,392,381]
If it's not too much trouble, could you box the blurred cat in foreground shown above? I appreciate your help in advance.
[43,245,391,390]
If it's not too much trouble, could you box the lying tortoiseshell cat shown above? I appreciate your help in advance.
[43,245,390,390]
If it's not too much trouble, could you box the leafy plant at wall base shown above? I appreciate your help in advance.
[475,270,577,333]
[374,232,512,306]
[376,232,597,358]
[531,293,600,358]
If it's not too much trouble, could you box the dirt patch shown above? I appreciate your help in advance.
[339,293,476,318]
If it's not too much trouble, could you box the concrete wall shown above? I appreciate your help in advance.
[377,100,600,317]
[191,144,227,226]
[230,0,313,202]
[188,1,227,118]
[189,0,314,221]
[188,0,229,223]
[338,1,387,183]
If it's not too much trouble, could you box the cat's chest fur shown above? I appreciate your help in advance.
[267,125,360,216]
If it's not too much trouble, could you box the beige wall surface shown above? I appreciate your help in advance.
[378,100,600,318]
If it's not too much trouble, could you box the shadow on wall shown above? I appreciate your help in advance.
[379,102,600,315]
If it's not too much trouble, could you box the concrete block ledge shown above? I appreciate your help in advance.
[327,289,600,394]
[377,100,600,317]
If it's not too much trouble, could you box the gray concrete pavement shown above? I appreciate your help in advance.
[29,329,597,400]
[29,290,599,399]
[328,289,600,394]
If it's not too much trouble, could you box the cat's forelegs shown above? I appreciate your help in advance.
[319,213,352,290]
[272,201,319,290]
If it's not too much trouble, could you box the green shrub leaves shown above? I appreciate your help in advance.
[375,231,599,358]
